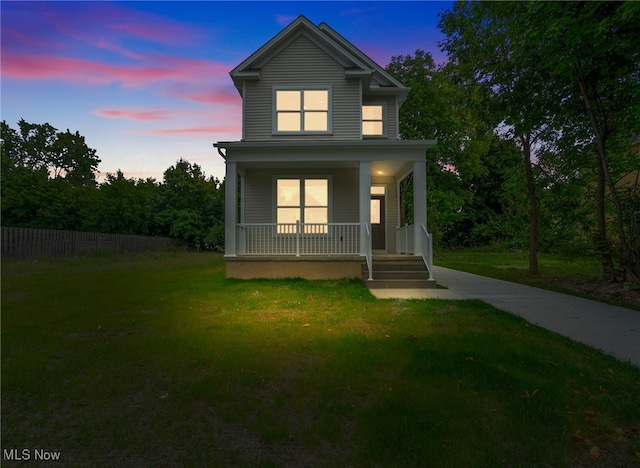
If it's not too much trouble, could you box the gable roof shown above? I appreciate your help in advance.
[230,15,409,102]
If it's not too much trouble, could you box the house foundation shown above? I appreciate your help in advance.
[225,256,363,280]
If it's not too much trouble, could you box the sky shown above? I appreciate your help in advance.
[1,1,452,182]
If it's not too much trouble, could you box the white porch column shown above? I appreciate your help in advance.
[413,159,427,256]
[359,161,371,255]
[224,161,237,257]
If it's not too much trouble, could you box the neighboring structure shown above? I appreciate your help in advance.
[215,16,436,283]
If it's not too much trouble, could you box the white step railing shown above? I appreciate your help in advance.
[419,223,434,280]
[237,223,360,256]
[364,223,372,280]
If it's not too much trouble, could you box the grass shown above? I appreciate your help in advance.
[2,252,639,466]
[436,247,640,311]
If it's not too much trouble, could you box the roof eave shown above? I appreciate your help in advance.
[215,139,436,150]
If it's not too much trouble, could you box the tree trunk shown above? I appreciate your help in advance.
[520,134,539,276]
[595,159,615,280]
[575,75,616,280]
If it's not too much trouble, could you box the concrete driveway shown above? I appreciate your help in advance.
[369,266,640,367]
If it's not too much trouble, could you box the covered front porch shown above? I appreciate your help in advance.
[216,140,436,280]
[230,220,433,281]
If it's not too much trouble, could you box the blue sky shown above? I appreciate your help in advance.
[1,1,452,181]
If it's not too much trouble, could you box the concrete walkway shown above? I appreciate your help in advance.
[369,266,640,367]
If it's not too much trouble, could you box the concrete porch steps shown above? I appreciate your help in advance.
[362,256,436,289]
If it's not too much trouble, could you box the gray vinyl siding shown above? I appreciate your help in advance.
[333,168,359,223]
[243,169,272,223]
[244,34,361,141]
[243,167,359,224]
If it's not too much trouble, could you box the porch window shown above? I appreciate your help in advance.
[276,178,328,233]
[362,104,384,136]
[275,89,330,133]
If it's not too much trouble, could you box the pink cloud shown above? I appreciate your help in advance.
[166,87,241,106]
[95,108,172,121]
[162,56,230,77]
[138,125,241,136]
[2,52,230,88]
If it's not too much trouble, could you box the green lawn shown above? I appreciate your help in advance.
[2,252,639,466]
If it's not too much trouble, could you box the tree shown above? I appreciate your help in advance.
[1,119,101,229]
[454,137,524,247]
[438,1,640,281]
[439,1,562,275]
[385,51,494,247]
[1,119,101,186]
[2,119,58,171]
[84,171,159,235]
[2,120,227,246]
[525,1,640,280]
[154,159,224,249]
[1,151,51,227]
[52,129,101,187]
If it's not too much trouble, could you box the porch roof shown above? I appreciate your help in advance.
[214,140,436,177]
[215,139,436,151]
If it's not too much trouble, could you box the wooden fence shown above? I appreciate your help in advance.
[1,227,182,258]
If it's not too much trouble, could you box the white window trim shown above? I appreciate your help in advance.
[272,87,333,135]
[273,175,333,234]
[362,102,387,138]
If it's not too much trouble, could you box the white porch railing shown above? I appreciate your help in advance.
[396,225,414,254]
[395,224,433,280]
[237,223,360,256]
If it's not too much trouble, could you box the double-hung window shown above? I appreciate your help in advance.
[362,104,385,136]
[274,88,330,133]
[276,178,329,233]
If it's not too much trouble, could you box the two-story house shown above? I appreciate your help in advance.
[215,16,436,286]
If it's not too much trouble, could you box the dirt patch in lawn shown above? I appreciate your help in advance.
[554,277,640,309]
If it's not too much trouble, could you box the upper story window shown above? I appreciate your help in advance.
[274,88,331,134]
[362,104,385,137]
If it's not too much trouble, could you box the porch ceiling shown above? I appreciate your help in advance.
[238,160,358,170]
[371,160,410,177]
